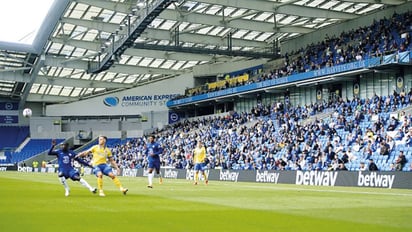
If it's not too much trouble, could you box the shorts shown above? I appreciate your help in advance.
[93,164,113,176]
[194,163,206,171]
[148,159,161,171]
[59,168,80,180]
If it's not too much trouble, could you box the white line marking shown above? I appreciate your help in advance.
[226,183,412,197]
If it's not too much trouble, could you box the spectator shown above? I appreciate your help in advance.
[340,150,349,164]
[337,162,348,171]
[368,159,379,171]
[32,160,39,171]
[394,128,404,141]
[395,150,407,171]
[359,161,367,171]
[379,141,390,156]
[115,83,412,172]
[346,147,357,162]
[387,116,399,131]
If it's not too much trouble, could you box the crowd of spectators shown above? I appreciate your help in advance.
[112,90,412,172]
[110,12,412,172]
[270,11,412,78]
[173,11,412,99]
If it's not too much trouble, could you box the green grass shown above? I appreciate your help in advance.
[0,172,411,232]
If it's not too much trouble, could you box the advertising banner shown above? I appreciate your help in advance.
[8,167,412,189]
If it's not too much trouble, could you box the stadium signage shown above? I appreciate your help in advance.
[164,169,178,179]
[313,60,366,76]
[167,58,382,108]
[207,88,235,98]
[295,171,337,186]
[255,170,279,183]
[120,94,179,107]
[219,170,239,182]
[357,172,395,189]
[7,167,411,189]
[0,167,6,171]
[122,168,138,177]
[186,169,209,181]
[18,167,33,172]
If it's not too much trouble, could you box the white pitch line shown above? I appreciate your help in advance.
[223,183,412,197]
[156,179,412,197]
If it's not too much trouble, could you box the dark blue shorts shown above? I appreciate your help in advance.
[148,159,160,170]
[59,168,80,180]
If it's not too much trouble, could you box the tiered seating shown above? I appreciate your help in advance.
[108,93,409,172]
[263,97,412,171]
[0,126,29,150]
[175,11,411,100]
[7,139,63,163]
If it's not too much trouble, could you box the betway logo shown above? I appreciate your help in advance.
[122,169,137,177]
[219,170,239,182]
[186,169,209,181]
[256,170,279,183]
[296,171,337,186]
[18,167,33,172]
[358,172,395,189]
[164,169,178,179]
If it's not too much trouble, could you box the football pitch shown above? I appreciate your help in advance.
[0,172,411,232]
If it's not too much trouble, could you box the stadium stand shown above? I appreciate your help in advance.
[5,139,63,164]
[174,11,412,99]
[136,12,410,173]
[3,11,411,174]
[107,10,412,172]
[0,126,29,150]
[108,90,412,172]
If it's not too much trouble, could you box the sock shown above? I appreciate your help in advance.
[112,176,123,189]
[97,177,103,190]
[59,177,69,191]
[202,173,208,181]
[156,172,162,178]
[148,173,153,186]
[79,178,93,190]
[194,172,199,182]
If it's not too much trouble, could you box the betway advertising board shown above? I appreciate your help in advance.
[11,166,412,189]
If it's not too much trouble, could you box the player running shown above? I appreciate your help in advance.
[145,135,163,188]
[76,135,128,197]
[193,140,208,185]
[48,140,97,197]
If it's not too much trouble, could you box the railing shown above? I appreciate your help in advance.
[167,50,412,107]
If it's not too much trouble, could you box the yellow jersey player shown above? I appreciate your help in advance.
[192,140,208,185]
[77,135,128,196]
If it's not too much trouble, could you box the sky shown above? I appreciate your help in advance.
[0,0,55,45]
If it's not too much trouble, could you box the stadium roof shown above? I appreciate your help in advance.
[0,0,408,106]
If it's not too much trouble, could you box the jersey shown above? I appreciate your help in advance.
[146,142,162,162]
[89,145,112,167]
[48,147,76,172]
[193,146,206,164]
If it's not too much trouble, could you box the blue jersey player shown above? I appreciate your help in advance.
[48,140,97,196]
[145,135,163,188]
